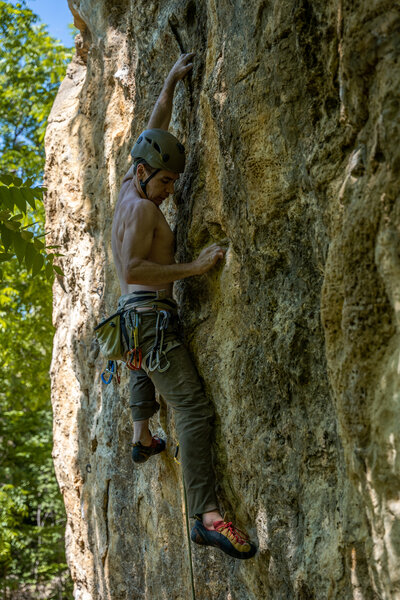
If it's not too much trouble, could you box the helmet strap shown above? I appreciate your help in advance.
[140,169,160,198]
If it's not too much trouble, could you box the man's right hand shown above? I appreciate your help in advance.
[194,243,226,275]
[168,52,195,83]
[147,52,195,130]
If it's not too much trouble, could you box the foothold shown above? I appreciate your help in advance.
[114,67,129,84]
[86,464,92,473]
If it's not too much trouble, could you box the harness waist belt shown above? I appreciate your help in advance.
[117,291,180,373]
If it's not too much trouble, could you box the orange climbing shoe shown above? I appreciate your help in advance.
[131,436,166,463]
[190,516,257,559]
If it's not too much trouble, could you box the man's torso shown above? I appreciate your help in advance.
[111,178,175,296]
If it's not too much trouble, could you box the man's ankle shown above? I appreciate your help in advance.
[202,509,223,530]
[133,432,153,446]
[133,421,152,446]
[140,438,152,446]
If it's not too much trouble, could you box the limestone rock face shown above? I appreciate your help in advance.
[44,1,400,598]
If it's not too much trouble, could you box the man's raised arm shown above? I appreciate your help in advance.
[147,53,195,131]
[121,54,194,182]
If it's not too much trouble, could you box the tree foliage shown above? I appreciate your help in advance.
[0,1,73,597]
[0,175,64,280]
[0,263,70,598]
[0,1,71,177]
[0,1,70,278]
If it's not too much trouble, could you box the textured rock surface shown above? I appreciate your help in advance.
[44,1,400,598]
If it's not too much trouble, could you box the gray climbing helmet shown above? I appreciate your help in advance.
[131,129,186,173]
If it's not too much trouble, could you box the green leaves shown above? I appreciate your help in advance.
[0,485,29,564]
[0,1,73,181]
[0,261,71,597]
[0,0,73,280]
[0,1,73,596]
[0,177,63,280]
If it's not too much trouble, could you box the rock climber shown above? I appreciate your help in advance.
[111,52,257,560]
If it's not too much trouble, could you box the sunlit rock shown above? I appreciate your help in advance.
[44,1,400,598]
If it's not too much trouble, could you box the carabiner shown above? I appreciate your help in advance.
[147,348,158,372]
[115,362,121,384]
[101,360,115,384]
[126,347,142,370]
[159,310,170,330]
[156,350,170,373]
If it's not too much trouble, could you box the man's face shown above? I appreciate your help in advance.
[139,166,179,206]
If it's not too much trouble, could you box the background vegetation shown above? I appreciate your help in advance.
[0,2,73,597]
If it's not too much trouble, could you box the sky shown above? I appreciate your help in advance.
[12,0,75,47]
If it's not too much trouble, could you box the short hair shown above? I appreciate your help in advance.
[133,158,156,175]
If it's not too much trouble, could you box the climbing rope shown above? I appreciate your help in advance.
[175,444,196,600]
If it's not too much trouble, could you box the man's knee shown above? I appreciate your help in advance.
[129,367,158,421]
[130,400,160,422]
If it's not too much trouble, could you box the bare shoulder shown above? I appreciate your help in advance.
[129,197,158,218]
[122,197,158,229]
[121,164,135,185]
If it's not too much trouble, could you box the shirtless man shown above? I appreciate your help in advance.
[111,53,256,560]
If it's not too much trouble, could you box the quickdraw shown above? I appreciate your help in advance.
[126,311,142,371]
[126,347,142,370]
[101,360,120,384]
[147,309,171,373]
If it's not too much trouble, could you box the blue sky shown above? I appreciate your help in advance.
[13,0,75,47]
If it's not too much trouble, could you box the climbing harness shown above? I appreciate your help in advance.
[147,309,171,373]
[175,444,196,600]
[100,360,120,385]
[97,292,180,382]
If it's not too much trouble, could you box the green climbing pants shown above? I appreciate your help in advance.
[118,291,218,518]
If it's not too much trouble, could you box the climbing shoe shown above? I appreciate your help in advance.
[131,436,166,464]
[190,516,257,559]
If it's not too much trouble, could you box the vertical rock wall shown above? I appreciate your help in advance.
[44,1,400,598]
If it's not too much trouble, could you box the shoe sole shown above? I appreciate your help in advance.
[191,522,257,560]
[132,439,166,463]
